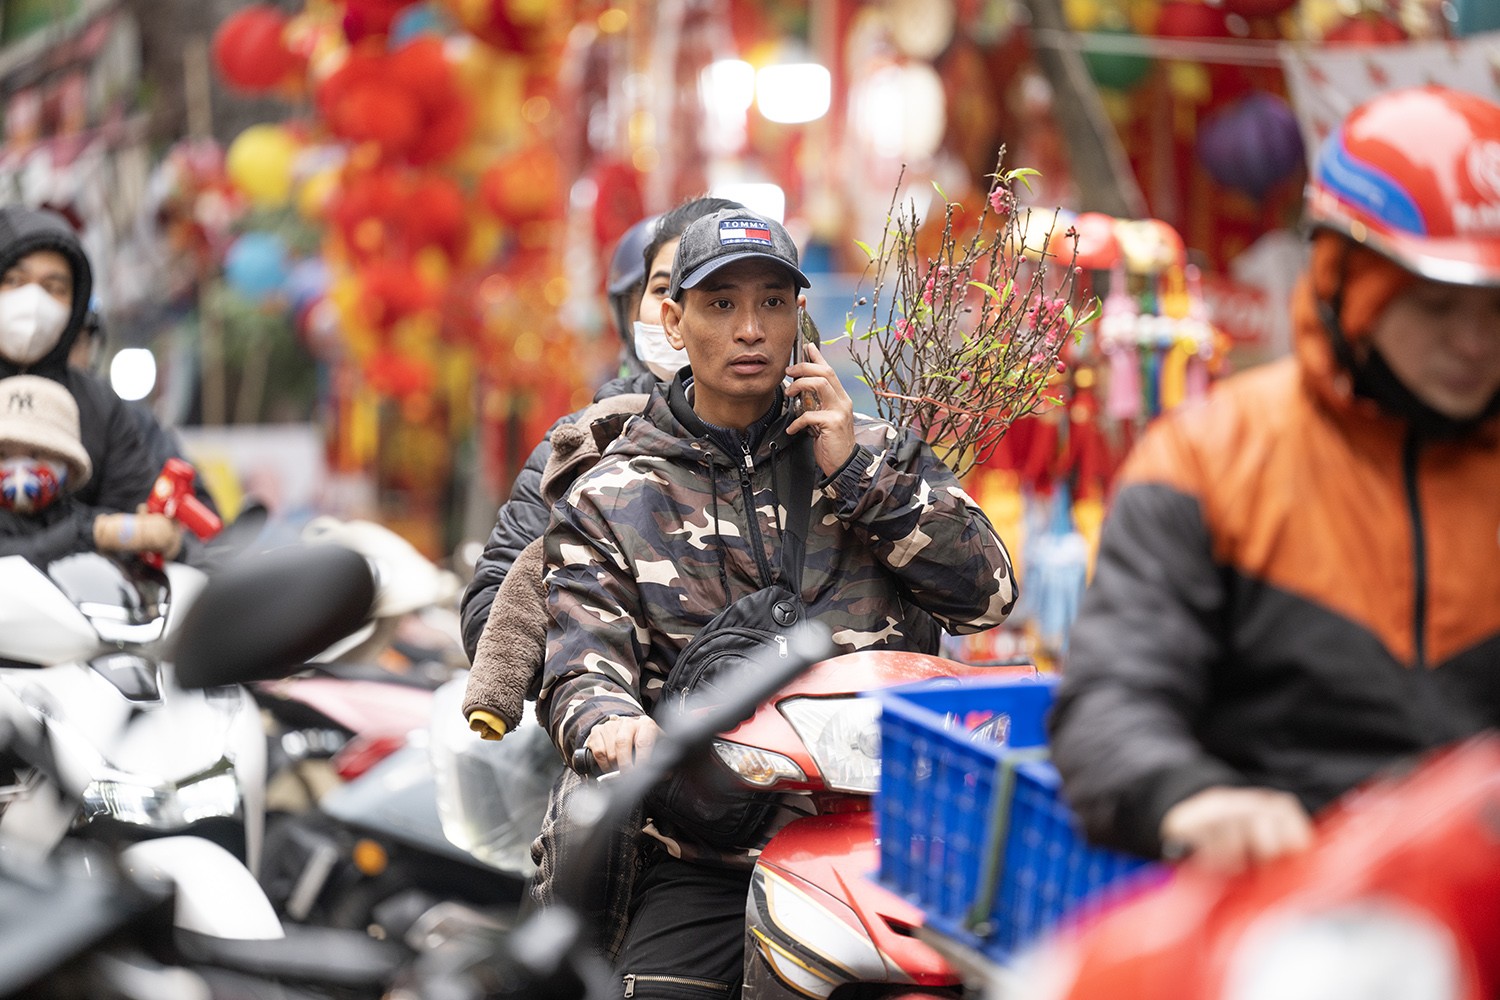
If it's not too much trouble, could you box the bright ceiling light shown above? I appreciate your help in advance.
[701,59,755,116]
[110,348,157,402]
[708,182,786,222]
[755,63,831,124]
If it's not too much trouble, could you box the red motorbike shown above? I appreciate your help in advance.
[1001,736,1500,1000]
[716,649,1036,1000]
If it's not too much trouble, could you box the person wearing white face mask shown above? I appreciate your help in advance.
[460,196,744,663]
[0,205,185,552]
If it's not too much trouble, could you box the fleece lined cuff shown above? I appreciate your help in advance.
[820,444,872,509]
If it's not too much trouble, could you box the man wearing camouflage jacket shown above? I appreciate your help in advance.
[537,208,1017,1000]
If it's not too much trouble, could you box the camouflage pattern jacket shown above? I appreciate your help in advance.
[539,375,1018,761]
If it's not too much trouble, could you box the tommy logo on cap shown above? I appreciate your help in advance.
[718,219,774,246]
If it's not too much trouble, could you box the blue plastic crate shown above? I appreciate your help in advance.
[876,674,1154,963]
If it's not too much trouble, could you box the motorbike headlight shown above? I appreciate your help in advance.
[82,759,240,829]
[778,696,881,793]
[1222,898,1462,1000]
[713,741,806,787]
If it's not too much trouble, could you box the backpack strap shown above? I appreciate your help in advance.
[774,431,816,588]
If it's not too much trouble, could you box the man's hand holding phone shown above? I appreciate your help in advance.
[786,326,857,477]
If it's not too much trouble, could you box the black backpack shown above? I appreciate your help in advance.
[644,433,815,850]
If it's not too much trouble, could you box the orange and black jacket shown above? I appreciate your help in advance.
[1049,277,1500,860]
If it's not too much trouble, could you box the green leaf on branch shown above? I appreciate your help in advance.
[854,239,876,260]
[1004,167,1041,192]
[969,280,1002,301]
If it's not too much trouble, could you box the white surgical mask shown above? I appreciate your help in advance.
[0,284,71,366]
[633,320,688,378]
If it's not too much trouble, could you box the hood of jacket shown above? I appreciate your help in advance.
[1292,232,1500,440]
[0,206,92,377]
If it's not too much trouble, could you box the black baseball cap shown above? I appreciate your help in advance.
[667,208,810,300]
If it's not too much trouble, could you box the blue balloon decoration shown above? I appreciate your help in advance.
[224,232,290,301]
[391,3,447,46]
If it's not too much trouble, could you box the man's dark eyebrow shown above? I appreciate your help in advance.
[698,276,795,294]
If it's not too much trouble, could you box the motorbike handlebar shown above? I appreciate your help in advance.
[571,746,598,777]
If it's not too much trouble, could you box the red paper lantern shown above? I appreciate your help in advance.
[1154,1,1232,39]
[212,5,304,92]
[366,351,434,400]
[1219,0,1298,17]
[402,175,468,260]
[436,0,564,53]
[1325,13,1408,45]
[589,159,645,256]
[342,0,419,43]
[359,260,440,332]
[390,37,459,112]
[1050,212,1121,270]
[480,145,563,226]
[334,80,423,151]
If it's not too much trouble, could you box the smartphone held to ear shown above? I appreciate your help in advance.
[788,306,820,419]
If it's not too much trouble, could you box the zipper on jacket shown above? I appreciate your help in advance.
[1402,431,1427,668]
[739,438,774,587]
[623,973,732,998]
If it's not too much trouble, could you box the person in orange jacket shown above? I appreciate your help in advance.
[1049,85,1500,873]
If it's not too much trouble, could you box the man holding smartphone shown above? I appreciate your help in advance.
[537,207,1018,1000]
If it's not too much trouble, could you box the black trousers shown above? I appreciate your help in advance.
[613,850,752,999]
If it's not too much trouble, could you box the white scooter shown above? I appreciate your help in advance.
[0,547,282,943]
[0,541,412,997]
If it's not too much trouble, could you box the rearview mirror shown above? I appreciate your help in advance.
[171,543,376,689]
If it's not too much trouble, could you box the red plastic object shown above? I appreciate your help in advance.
[142,458,223,569]
[332,732,408,782]
[1039,737,1500,999]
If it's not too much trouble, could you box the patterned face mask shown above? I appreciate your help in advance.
[0,456,66,513]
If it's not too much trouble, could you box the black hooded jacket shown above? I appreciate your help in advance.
[0,207,155,517]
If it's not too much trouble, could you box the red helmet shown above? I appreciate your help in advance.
[1305,85,1500,288]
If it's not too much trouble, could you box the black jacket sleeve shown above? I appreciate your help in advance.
[460,429,559,661]
[1048,481,1248,859]
[65,371,156,516]
[0,503,95,565]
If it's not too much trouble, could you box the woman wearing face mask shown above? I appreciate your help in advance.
[0,206,159,528]
[459,196,745,662]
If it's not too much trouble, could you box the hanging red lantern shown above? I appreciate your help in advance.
[1154,1,1231,39]
[212,5,304,92]
[402,174,469,261]
[342,0,419,43]
[589,159,645,256]
[434,0,567,53]
[1050,212,1121,271]
[1218,0,1298,18]
[359,260,441,332]
[366,351,435,400]
[479,144,563,227]
[1324,13,1408,45]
